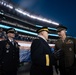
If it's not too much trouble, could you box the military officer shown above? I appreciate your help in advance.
[54,25,76,75]
[0,28,20,75]
[30,27,53,75]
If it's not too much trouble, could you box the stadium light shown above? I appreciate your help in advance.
[0,0,59,26]
[15,8,59,25]
[6,4,13,9]
[0,0,13,9]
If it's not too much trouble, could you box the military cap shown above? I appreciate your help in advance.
[56,25,67,32]
[6,28,16,34]
[36,26,49,33]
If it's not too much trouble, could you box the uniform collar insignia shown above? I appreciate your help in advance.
[66,39,73,44]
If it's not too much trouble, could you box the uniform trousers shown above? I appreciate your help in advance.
[59,66,75,75]
[1,70,17,75]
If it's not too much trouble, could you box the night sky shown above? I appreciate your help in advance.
[11,0,76,37]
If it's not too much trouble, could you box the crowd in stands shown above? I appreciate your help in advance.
[0,28,37,42]
[0,28,57,44]
[0,28,7,39]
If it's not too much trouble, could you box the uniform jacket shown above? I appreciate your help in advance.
[0,39,20,72]
[55,37,76,68]
[30,37,53,75]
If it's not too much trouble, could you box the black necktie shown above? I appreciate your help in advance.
[11,41,14,45]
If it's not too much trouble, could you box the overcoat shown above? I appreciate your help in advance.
[30,37,53,75]
[0,39,20,75]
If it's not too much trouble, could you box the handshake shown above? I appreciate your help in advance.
[54,49,64,59]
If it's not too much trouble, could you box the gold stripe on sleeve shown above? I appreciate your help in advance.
[46,54,50,66]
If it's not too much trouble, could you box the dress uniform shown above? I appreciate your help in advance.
[30,27,53,75]
[0,28,20,75]
[55,26,76,75]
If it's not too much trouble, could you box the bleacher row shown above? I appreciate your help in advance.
[0,28,37,42]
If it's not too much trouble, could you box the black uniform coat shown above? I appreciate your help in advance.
[30,37,53,75]
[0,39,20,74]
[55,37,76,68]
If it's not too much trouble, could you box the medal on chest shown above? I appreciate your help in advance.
[6,43,10,53]
[6,43,10,49]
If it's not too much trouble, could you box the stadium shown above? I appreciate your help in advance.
[0,0,76,75]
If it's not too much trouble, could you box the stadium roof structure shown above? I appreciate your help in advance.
[0,0,61,39]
